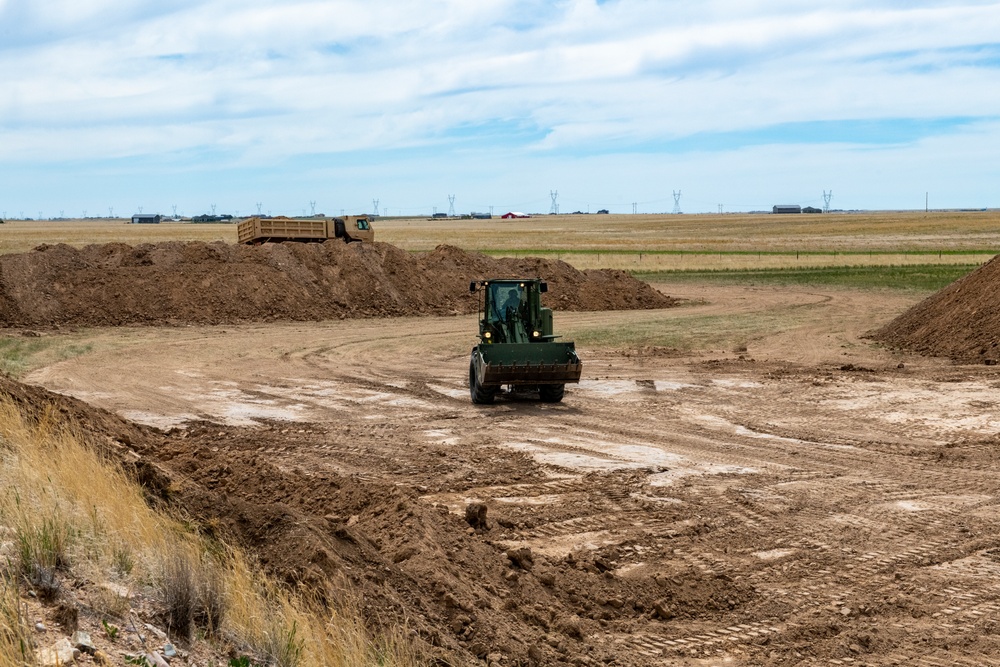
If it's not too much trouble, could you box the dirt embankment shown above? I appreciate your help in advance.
[0,241,676,328]
[2,376,742,666]
[870,254,1000,363]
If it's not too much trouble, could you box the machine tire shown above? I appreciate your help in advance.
[539,384,565,403]
[469,358,497,405]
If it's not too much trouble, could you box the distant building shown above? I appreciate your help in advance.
[432,212,448,219]
[772,205,802,214]
[471,212,492,219]
[802,206,823,214]
[131,213,162,224]
[191,214,234,223]
[596,209,609,214]
[501,212,530,219]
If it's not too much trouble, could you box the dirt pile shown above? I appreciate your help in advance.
[0,241,676,328]
[870,255,1000,363]
[2,375,743,667]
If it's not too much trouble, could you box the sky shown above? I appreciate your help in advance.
[1,0,999,217]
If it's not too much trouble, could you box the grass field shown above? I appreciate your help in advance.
[1,211,997,279]
[636,263,981,291]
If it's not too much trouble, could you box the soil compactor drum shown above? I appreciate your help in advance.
[469,278,583,404]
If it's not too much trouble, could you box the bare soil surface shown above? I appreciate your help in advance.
[18,281,1000,666]
[870,254,1000,364]
[0,241,673,327]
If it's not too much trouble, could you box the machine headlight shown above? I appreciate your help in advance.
[532,331,540,338]
[484,331,492,339]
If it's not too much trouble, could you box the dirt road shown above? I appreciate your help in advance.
[26,284,1000,666]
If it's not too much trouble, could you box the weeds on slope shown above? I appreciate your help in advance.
[0,399,422,667]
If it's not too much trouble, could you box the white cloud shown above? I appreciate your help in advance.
[1,1,999,212]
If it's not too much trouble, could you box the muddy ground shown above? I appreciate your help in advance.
[15,280,1000,667]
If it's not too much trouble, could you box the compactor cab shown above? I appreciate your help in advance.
[468,279,582,404]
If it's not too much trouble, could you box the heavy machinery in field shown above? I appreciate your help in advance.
[468,278,582,404]
[237,215,374,245]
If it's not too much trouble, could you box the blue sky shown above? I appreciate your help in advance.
[1,0,999,217]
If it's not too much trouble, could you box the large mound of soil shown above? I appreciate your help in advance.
[0,241,675,328]
[870,255,1000,363]
[1,375,743,666]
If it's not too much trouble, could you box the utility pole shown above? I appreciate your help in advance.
[925,192,929,212]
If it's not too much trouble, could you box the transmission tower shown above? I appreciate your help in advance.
[632,202,638,214]
[138,206,143,214]
[108,206,114,218]
[672,191,682,214]
[372,199,380,216]
[172,204,177,218]
[822,190,832,213]
[550,190,559,215]
[211,204,216,215]
[309,200,316,216]
[447,195,456,217]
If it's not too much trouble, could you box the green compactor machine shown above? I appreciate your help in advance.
[468,278,583,404]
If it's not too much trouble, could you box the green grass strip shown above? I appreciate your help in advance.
[630,264,980,291]
[479,248,998,257]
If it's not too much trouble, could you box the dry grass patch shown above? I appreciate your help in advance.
[0,399,423,667]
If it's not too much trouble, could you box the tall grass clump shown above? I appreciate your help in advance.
[0,576,33,667]
[0,398,424,666]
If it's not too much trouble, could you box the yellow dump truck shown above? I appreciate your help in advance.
[237,216,375,244]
